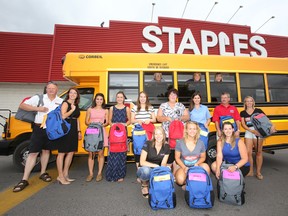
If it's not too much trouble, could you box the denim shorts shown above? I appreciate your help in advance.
[136,166,152,181]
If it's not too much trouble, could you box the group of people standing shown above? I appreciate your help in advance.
[13,82,268,198]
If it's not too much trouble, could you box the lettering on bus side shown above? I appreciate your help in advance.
[141,25,267,57]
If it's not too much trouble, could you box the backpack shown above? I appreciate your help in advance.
[84,123,104,153]
[132,124,147,155]
[109,123,127,152]
[15,94,44,123]
[185,166,214,209]
[198,123,209,150]
[168,120,184,149]
[217,162,245,206]
[141,122,155,140]
[251,113,275,138]
[220,116,237,131]
[46,105,71,140]
[148,166,176,210]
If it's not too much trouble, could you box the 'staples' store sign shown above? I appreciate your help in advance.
[1,17,287,83]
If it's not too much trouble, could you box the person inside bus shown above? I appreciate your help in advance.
[214,72,223,82]
[240,96,276,180]
[136,126,170,198]
[85,93,109,182]
[212,92,241,138]
[211,121,250,178]
[131,91,156,170]
[106,91,131,182]
[157,88,190,168]
[151,72,165,82]
[186,72,202,83]
[189,92,211,150]
[174,121,210,188]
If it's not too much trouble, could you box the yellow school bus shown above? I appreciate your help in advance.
[1,52,288,170]
[62,53,288,163]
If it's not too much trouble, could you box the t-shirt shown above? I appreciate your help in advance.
[131,105,154,121]
[189,104,211,126]
[175,139,205,167]
[240,108,264,127]
[24,94,63,124]
[212,104,241,123]
[142,141,170,166]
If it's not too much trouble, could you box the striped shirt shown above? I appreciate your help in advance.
[131,106,155,121]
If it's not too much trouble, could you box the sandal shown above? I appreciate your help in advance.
[141,185,149,199]
[13,180,29,192]
[96,174,103,182]
[39,172,52,182]
[256,174,264,180]
[86,175,93,182]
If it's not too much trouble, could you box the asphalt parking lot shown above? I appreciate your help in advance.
[0,149,288,216]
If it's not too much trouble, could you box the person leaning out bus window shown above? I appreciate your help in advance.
[240,96,276,180]
[156,88,190,166]
[186,72,201,83]
[131,91,156,170]
[151,72,165,82]
[214,72,223,82]
[136,127,170,198]
[85,93,109,182]
[106,91,131,182]
[211,122,250,178]
[174,121,210,189]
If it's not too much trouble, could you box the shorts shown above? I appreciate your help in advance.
[167,149,175,164]
[245,127,262,139]
[28,124,55,153]
[136,166,152,181]
[134,154,140,163]
[240,165,250,177]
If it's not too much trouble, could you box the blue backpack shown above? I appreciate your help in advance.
[220,115,237,131]
[148,166,176,210]
[198,123,209,150]
[185,166,214,209]
[132,124,147,155]
[46,105,71,140]
[84,122,104,153]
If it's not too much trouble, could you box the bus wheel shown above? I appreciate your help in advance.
[206,137,217,165]
[13,140,41,172]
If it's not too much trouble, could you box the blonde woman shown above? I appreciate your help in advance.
[174,121,210,186]
[240,96,266,180]
[211,122,249,179]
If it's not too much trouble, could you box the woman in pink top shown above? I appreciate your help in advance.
[85,93,109,182]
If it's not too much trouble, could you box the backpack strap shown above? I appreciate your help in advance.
[36,94,44,107]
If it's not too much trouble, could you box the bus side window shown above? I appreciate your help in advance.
[239,74,266,102]
[178,73,207,103]
[267,74,288,102]
[144,72,173,104]
[210,73,237,102]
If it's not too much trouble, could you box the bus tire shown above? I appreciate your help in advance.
[13,140,41,172]
[206,136,217,165]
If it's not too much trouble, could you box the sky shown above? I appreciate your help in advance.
[0,0,287,37]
